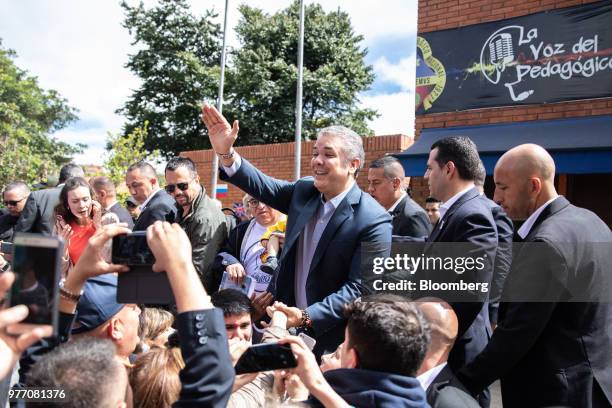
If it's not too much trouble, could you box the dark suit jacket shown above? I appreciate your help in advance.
[108,202,134,229]
[458,196,612,408]
[220,158,392,355]
[425,187,497,372]
[390,194,432,238]
[484,198,513,325]
[427,365,480,408]
[13,187,61,235]
[133,190,177,231]
[0,213,18,241]
[212,219,251,273]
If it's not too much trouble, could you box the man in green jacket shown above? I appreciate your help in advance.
[165,157,228,292]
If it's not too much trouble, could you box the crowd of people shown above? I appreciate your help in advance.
[0,102,609,408]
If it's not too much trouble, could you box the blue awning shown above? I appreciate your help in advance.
[396,115,612,176]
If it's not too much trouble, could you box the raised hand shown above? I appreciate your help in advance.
[200,104,239,156]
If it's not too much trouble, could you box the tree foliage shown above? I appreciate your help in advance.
[104,122,159,186]
[225,1,377,145]
[118,0,221,158]
[0,39,80,188]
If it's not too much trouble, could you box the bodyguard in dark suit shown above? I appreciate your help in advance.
[474,165,513,327]
[125,161,177,231]
[14,163,84,235]
[367,156,431,238]
[416,300,480,408]
[202,104,391,355]
[423,137,497,377]
[90,176,134,229]
[458,144,612,407]
[1,181,30,241]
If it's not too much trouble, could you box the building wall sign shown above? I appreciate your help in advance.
[416,2,612,114]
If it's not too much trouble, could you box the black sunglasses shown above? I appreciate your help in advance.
[165,182,190,194]
[3,198,25,206]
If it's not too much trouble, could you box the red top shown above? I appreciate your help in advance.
[68,221,96,265]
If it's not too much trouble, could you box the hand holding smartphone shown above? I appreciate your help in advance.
[234,342,298,374]
[5,233,64,336]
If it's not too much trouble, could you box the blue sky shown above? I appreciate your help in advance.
[0,0,417,165]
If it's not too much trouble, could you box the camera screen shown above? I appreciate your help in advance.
[10,238,61,325]
[112,232,155,266]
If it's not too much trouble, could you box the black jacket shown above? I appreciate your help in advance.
[426,365,479,408]
[425,187,497,372]
[390,194,432,238]
[133,190,177,231]
[13,187,61,235]
[0,212,18,241]
[458,196,612,407]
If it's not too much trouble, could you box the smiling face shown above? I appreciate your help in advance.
[67,186,93,221]
[311,133,358,200]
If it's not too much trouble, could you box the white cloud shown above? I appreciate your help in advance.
[373,55,416,92]
[361,92,415,136]
[0,0,417,164]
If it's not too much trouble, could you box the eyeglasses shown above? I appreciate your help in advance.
[247,199,263,208]
[165,182,190,194]
[3,197,25,206]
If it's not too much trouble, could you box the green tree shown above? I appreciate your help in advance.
[118,0,221,158]
[225,1,377,145]
[0,39,81,188]
[104,122,159,186]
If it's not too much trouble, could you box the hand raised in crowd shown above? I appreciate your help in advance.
[201,104,239,159]
[251,291,274,323]
[146,221,213,313]
[270,232,285,250]
[0,272,52,380]
[55,215,73,244]
[278,336,350,408]
[60,223,131,314]
[226,262,246,284]
[228,337,259,392]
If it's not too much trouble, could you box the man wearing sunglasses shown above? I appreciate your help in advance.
[165,157,228,291]
[127,160,177,231]
[1,181,31,241]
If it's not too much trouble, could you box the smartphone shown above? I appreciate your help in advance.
[113,232,174,304]
[219,271,256,297]
[6,233,63,336]
[0,241,12,255]
[234,342,297,374]
[112,231,154,265]
[298,332,317,351]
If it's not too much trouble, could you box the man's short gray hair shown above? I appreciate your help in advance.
[2,181,30,196]
[317,126,365,176]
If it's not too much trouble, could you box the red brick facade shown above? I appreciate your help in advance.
[181,135,414,209]
[414,0,612,215]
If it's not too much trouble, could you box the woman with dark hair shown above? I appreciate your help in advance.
[53,177,101,275]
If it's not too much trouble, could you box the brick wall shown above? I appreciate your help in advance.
[181,134,415,209]
[418,0,600,33]
[412,0,612,205]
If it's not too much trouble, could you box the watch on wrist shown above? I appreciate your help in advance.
[300,309,312,329]
[0,262,10,272]
[59,278,84,303]
[218,148,235,160]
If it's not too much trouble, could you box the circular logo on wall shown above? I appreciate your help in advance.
[416,36,447,112]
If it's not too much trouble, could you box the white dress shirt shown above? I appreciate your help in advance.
[387,191,407,213]
[417,362,447,391]
[138,188,161,211]
[438,184,475,221]
[517,197,557,239]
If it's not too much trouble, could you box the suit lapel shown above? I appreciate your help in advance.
[427,187,480,243]
[524,196,569,242]
[283,193,321,255]
[308,185,359,274]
